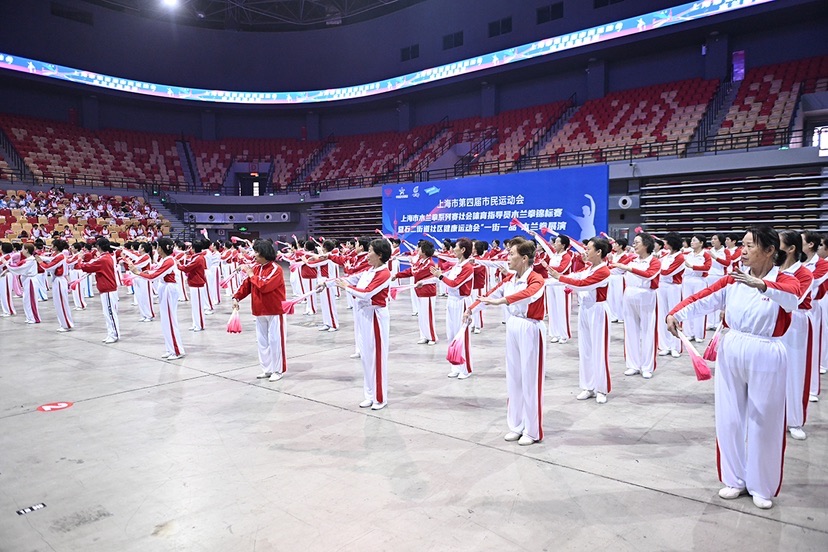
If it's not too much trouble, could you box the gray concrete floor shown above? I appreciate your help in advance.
[1,282,826,552]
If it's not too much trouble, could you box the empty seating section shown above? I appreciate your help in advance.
[639,173,826,234]
[717,56,828,146]
[0,190,169,242]
[190,138,318,191]
[307,199,382,241]
[0,114,185,187]
[0,151,9,175]
[306,126,436,183]
[540,79,717,162]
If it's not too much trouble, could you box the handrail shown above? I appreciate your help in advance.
[517,93,577,161]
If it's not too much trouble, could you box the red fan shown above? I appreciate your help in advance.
[289,264,299,272]
[677,330,712,381]
[281,299,298,315]
[226,310,242,333]
[389,284,415,301]
[446,322,469,365]
[703,323,723,361]
[120,272,134,287]
[219,273,235,289]
[563,287,573,295]
[634,226,643,233]
[68,278,83,291]
[200,228,209,238]
[230,236,239,243]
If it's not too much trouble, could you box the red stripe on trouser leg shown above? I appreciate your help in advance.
[716,440,722,483]
[428,298,436,341]
[603,314,611,393]
[168,300,181,355]
[802,321,813,425]
[564,293,571,338]
[279,315,287,373]
[464,325,472,374]
[373,313,384,404]
[536,329,544,441]
[58,284,72,328]
[775,420,787,497]
[148,281,154,317]
[29,282,40,323]
[653,303,659,372]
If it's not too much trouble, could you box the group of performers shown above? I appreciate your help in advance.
[1,225,827,510]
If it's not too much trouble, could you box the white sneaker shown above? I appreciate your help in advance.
[821,367,827,375]
[141,318,154,322]
[256,372,272,379]
[56,327,69,332]
[670,350,680,358]
[694,337,706,343]
[103,337,118,344]
[596,393,607,404]
[417,338,428,344]
[204,309,214,315]
[427,340,437,345]
[0,313,10,317]
[788,427,807,440]
[558,337,568,344]
[752,495,773,509]
[161,353,172,359]
[447,371,459,378]
[268,372,283,382]
[718,486,746,500]
[192,328,204,333]
[549,336,559,343]
[624,368,641,376]
[473,328,481,334]
[504,432,521,442]
[658,349,670,356]
[809,394,819,403]
[518,435,536,446]
[576,389,595,400]
[642,371,653,379]
[457,371,472,380]
[359,399,373,408]
[318,325,330,331]
[26,320,38,324]
[327,327,338,332]
[167,354,185,360]
[371,403,387,411]
[349,353,361,359]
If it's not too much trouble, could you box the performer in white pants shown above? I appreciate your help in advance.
[550,238,612,404]
[778,231,814,441]
[5,244,40,323]
[668,226,799,510]
[122,243,155,321]
[707,233,731,328]
[467,237,546,445]
[68,243,87,311]
[129,238,185,359]
[233,240,287,382]
[657,233,685,357]
[802,231,828,402]
[612,233,661,379]
[79,239,120,343]
[682,234,712,342]
[0,242,17,316]
[206,244,222,309]
[545,236,573,343]
[178,244,209,332]
[393,240,438,344]
[432,238,475,378]
[338,239,392,410]
[37,239,74,331]
[606,238,631,323]
[308,241,339,332]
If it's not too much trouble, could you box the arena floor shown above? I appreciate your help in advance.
[1,276,826,551]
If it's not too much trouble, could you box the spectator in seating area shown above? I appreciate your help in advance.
[8,195,19,209]
[25,190,34,202]
[0,196,7,209]
[17,229,29,239]
[62,225,73,239]
[31,224,45,239]
[128,224,137,239]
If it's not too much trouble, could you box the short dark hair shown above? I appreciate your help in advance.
[1,242,12,254]
[746,226,782,266]
[52,239,69,252]
[455,237,473,259]
[322,240,336,252]
[357,236,372,252]
[253,240,277,261]
[192,240,205,253]
[95,238,112,253]
[637,233,655,254]
[473,240,487,256]
[589,237,610,259]
[513,239,536,260]
[419,241,435,257]
[780,230,805,263]
[691,234,707,247]
[370,238,392,263]
[802,231,822,253]
[157,237,175,256]
[556,235,571,249]
[664,232,682,252]
[616,237,628,248]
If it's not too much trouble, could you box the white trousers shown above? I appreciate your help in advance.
[606,274,625,321]
[69,269,86,310]
[255,314,287,375]
[470,288,484,329]
[623,287,657,373]
[715,330,787,500]
[783,311,811,428]
[820,297,828,372]
[301,277,317,314]
[706,274,723,327]
[158,283,184,356]
[417,295,438,342]
[100,290,120,340]
[0,272,15,315]
[356,306,389,405]
[446,296,472,375]
[84,273,96,298]
[546,283,571,339]
[682,277,708,340]
[289,268,301,298]
[35,272,48,301]
[52,276,74,330]
[190,286,206,330]
[505,317,546,441]
[22,277,41,323]
[657,283,683,352]
[207,266,221,306]
[319,284,338,329]
[806,307,822,397]
[578,302,611,394]
[175,265,189,302]
[135,277,155,320]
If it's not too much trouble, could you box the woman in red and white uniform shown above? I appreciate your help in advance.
[545,235,573,344]
[0,242,17,317]
[121,242,155,322]
[431,237,475,378]
[470,240,489,334]
[5,243,39,323]
[725,234,742,273]
[233,240,287,382]
[178,241,208,332]
[299,241,318,315]
[337,239,392,410]
[309,240,340,332]
[79,238,120,343]
[682,234,712,342]
[36,239,74,331]
[657,233,686,358]
[801,231,828,402]
[393,240,438,345]
[128,238,185,359]
[606,238,631,323]
[778,231,814,441]
[68,242,87,310]
[549,238,612,404]
[667,227,799,510]
[707,233,731,329]
[611,232,660,379]
[466,237,546,445]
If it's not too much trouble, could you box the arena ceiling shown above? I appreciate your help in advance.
[80,0,428,31]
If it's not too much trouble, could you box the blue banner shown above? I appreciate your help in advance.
[382,166,609,247]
